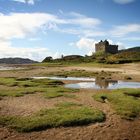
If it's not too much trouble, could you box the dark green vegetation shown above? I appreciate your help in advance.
[0,102,105,132]
[0,77,78,97]
[42,47,140,64]
[93,88,140,120]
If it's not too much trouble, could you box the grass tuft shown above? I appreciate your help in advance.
[93,88,140,120]
[123,89,140,97]
[0,103,105,132]
[43,87,77,99]
[0,77,77,98]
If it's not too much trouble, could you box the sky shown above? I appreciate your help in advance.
[0,0,140,61]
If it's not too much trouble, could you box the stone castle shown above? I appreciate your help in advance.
[95,40,118,54]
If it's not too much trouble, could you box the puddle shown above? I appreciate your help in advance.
[32,76,95,81]
[33,76,140,89]
[65,80,140,89]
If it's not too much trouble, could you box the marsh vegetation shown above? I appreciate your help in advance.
[93,88,140,120]
[0,102,105,132]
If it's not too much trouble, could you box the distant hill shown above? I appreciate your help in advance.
[0,58,38,64]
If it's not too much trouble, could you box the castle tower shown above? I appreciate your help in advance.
[95,40,118,54]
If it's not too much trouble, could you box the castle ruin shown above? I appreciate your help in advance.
[95,40,118,54]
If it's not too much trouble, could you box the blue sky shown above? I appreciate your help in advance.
[0,0,140,61]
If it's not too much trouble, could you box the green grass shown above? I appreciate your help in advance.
[123,89,140,97]
[33,61,121,68]
[33,62,65,67]
[0,77,64,87]
[0,77,78,97]
[43,87,78,99]
[0,87,46,97]
[0,89,24,97]
[93,88,140,120]
[44,92,76,99]
[0,86,77,98]
[56,102,83,108]
[0,77,17,86]
[31,79,64,86]
[0,103,105,132]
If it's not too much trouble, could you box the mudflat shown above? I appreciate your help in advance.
[0,62,140,140]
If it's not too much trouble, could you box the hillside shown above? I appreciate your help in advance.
[106,47,140,64]
[42,47,140,64]
[120,46,140,52]
[0,58,38,64]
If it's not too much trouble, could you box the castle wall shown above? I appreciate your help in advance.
[95,43,106,52]
[105,45,118,54]
[95,40,118,54]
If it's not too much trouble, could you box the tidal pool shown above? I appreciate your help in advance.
[33,76,95,81]
[65,81,140,89]
[33,76,140,89]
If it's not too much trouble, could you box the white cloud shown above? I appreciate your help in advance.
[82,30,105,37]
[12,0,35,5]
[75,38,98,55]
[54,28,105,37]
[0,12,62,60]
[0,12,102,60]
[0,12,65,40]
[28,37,41,41]
[0,40,60,61]
[27,0,34,5]
[43,12,102,38]
[76,38,96,49]
[121,37,140,41]
[44,12,102,37]
[0,12,101,40]
[116,42,125,50]
[113,0,135,4]
[68,12,101,28]
[110,24,140,37]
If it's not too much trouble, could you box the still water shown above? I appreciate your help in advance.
[33,76,95,81]
[65,80,140,89]
[33,76,140,89]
